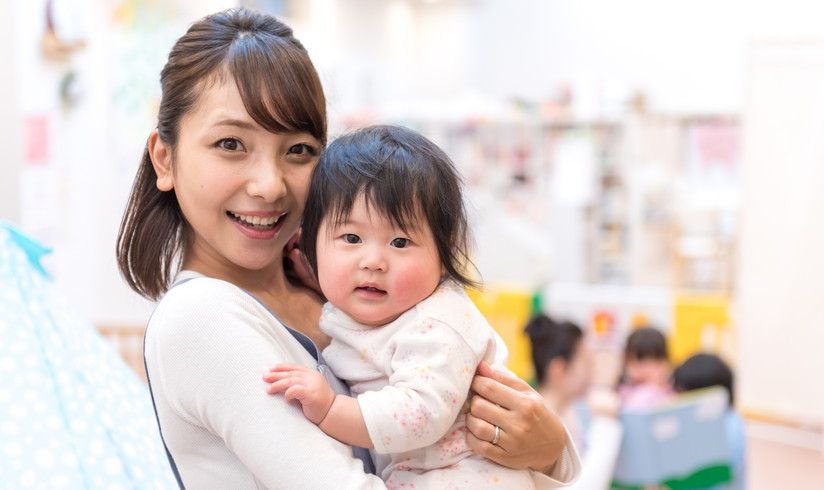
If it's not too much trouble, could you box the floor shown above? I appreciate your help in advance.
[746,420,824,489]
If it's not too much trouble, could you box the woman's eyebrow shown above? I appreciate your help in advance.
[213,118,257,130]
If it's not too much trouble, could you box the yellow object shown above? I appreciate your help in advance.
[671,292,735,365]
[467,286,535,381]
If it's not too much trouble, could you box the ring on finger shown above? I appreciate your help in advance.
[491,425,501,445]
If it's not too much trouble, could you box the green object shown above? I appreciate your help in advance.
[612,463,733,490]
[530,289,544,317]
[663,464,732,489]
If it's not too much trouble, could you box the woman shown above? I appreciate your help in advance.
[526,314,622,490]
[117,8,580,488]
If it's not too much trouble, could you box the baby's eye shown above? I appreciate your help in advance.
[343,234,361,244]
[216,138,245,152]
[390,238,410,248]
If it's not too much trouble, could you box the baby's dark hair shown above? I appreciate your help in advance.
[624,326,669,361]
[673,353,735,405]
[300,125,478,288]
[524,314,583,386]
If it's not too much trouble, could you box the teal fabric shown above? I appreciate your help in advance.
[0,223,177,488]
[0,220,52,278]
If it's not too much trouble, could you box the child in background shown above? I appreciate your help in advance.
[673,353,746,490]
[618,326,674,411]
[263,125,577,489]
[526,314,623,490]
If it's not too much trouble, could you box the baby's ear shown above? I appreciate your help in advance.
[149,130,174,191]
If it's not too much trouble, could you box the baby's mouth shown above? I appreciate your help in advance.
[227,211,282,231]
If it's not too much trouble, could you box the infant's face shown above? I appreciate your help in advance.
[316,196,443,326]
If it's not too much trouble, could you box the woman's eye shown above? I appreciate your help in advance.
[288,143,318,156]
[217,138,245,152]
[343,234,361,244]
[390,238,410,248]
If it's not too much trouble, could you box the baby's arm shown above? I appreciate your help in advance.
[264,364,373,448]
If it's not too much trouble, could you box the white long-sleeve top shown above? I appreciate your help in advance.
[144,271,385,489]
[321,280,581,488]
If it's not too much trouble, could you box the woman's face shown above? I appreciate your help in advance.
[561,341,593,400]
[153,78,322,280]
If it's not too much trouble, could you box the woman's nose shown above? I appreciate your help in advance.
[246,157,287,202]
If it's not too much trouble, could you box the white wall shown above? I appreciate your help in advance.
[736,40,824,426]
[302,0,824,118]
[469,0,824,115]
[0,1,22,224]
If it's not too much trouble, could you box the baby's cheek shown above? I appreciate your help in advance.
[318,263,349,301]
[392,268,440,306]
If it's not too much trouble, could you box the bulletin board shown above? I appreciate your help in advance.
[736,40,824,427]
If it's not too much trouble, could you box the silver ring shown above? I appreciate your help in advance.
[491,425,501,445]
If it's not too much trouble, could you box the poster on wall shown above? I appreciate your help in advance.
[23,115,50,165]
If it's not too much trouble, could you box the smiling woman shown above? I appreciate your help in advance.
[147,78,320,275]
[115,8,580,489]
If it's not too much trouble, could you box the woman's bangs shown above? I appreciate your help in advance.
[230,38,325,141]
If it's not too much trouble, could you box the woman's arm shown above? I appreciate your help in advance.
[148,279,385,489]
[465,362,581,483]
[567,415,622,489]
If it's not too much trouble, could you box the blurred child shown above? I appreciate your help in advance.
[526,314,623,490]
[673,353,746,490]
[618,326,674,411]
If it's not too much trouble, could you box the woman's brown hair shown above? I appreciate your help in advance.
[116,8,327,300]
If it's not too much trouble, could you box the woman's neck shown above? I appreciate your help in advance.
[251,276,329,349]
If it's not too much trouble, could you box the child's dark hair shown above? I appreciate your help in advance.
[300,125,478,289]
[673,353,735,405]
[624,326,669,361]
[524,314,583,386]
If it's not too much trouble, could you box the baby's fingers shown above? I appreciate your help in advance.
[266,377,300,395]
[262,369,293,383]
[269,363,312,373]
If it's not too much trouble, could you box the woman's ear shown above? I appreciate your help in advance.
[148,129,174,191]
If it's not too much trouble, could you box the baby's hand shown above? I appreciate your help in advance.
[264,364,335,424]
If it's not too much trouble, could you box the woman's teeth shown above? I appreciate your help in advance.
[229,212,280,230]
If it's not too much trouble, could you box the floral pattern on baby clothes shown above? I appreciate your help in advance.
[320,279,528,488]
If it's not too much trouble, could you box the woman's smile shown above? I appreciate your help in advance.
[227,210,288,240]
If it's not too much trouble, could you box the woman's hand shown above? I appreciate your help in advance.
[283,229,322,296]
[465,361,567,473]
